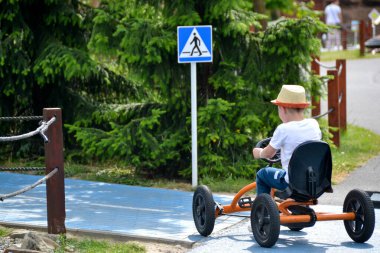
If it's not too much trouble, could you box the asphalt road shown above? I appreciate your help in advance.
[319,58,380,135]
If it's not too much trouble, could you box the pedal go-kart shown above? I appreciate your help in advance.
[192,138,375,248]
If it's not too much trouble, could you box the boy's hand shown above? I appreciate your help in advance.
[252,148,263,159]
[253,145,277,159]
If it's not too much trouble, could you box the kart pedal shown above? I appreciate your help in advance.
[215,201,224,215]
[238,197,253,208]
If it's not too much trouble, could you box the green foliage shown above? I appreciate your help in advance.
[294,1,322,19]
[260,17,326,87]
[0,0,141,159]
[192,98,259,178]
[265,0,295,13]
[67,0,326,181]
[66,103,188,177]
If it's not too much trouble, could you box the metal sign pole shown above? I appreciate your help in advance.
[372,23,376,38]
[178,25,212,188]
[191,62,198,187]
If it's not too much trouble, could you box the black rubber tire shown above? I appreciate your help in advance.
[192,185,216,236]
[251,194,280,248]
[343,189,375,243]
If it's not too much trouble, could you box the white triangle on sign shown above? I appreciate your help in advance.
[179,28,211,58]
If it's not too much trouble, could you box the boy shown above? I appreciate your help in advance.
[252,85,322,195]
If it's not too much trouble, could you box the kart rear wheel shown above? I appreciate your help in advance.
[251,194,280,248]
[343,189,375,243]
[192,185,215,236]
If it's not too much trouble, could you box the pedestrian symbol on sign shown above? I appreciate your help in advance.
[191,33,202,56]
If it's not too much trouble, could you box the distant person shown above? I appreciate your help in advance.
[325,0,343,50]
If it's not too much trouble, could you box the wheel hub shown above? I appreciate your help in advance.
[196,206,201,216]
[258,217,264,226]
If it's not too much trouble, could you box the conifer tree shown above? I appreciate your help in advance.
[0,0,137,157]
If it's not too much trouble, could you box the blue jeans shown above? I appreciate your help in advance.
[256,167,288,195]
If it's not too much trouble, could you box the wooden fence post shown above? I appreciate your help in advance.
[327,70,340,147]
[359,20,365,56]
[311,57,321,117]
[366,20,373,39]
[342,28,347,50]
[43,108,66,234]
[336,59,347,131]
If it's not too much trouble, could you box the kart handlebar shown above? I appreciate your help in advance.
[255,137,281,164]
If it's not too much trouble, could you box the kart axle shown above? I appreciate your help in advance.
[280,212,356,224]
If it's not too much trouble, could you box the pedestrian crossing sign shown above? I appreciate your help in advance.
[177,26,212,63]
[368,8,380,25]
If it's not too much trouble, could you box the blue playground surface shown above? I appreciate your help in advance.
[0,172,245,245]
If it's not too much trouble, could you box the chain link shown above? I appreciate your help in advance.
[0,167,46,172]
[0,116,43,121]
[312,108,335,119]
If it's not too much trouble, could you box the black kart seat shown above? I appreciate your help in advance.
[275,141,333,202]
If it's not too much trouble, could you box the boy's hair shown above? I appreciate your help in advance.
[286,107,305,113]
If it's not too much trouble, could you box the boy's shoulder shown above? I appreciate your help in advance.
[278,118,318,129]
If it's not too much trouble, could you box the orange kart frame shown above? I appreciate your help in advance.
[217,182,355,223]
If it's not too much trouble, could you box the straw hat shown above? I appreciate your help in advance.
[271,85,310,108]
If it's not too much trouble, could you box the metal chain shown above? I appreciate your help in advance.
[0,167,58,201]
[313,108,335,119]
[337,63,343,76]
[314,59,336,70]
[0,167,46,172]
[0,116,43,121]
[0,116,56,142]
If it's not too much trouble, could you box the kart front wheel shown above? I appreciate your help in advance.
[251,194,280,248]
[192,185,216,236]
[343,189,375,243]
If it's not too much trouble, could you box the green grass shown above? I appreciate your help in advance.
[0,226,11,237]
[320,49,380,61]
[0,229,145,253]
[200,176,254,194]
[64,163,194,191]
[330,125,380,184]
[56,235,146,253]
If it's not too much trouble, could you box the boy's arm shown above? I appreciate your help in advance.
[252,144,277,159]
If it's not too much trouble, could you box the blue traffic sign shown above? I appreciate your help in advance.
[177,26,213,63]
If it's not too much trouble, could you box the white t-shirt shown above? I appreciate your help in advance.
[325,4,341,25]
[269,118,322,183]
